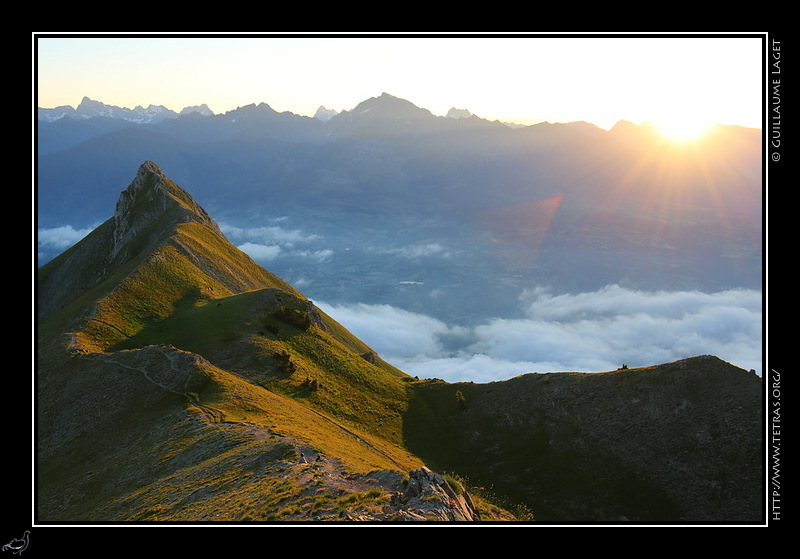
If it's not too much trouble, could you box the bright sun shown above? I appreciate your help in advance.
[653,117,715,143]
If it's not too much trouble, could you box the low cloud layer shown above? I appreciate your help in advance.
[318,285,763,383]
[380,242,452,259]
[37,225,97,264]
[220,221,332,262]
[236,242,282,261]
[220,222,320,246]
[38,225,95,250]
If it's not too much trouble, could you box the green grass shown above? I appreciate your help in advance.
[109,283,415,450]
[74,219,301,352]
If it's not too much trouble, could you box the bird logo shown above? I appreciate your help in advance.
[2,531,29,555]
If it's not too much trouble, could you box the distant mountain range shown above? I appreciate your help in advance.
[37,94,507,126]
[38,96,215,124]
[36,92,763,328]
[36,161,764,523]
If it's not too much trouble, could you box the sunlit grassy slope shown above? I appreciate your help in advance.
[107,277,417,453]
[60,209,421,465]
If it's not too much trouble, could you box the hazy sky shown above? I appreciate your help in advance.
[34,33,764,130]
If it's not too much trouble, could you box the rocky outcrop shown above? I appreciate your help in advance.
[110,161,220,260]
[389,467,481,522]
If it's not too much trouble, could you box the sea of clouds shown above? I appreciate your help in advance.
[318,285,763,382]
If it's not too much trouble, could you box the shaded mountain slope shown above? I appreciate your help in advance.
[405,356,763,521]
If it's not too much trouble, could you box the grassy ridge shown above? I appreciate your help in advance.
[76,220,300,351]
[68,215,422,471]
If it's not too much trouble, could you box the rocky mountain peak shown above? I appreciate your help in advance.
[314,105,339,121]
[446,107,472,119]
[358,92,432,118]
[179,103,214,117]
[110,161,220,259]
[114,160,169,207]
